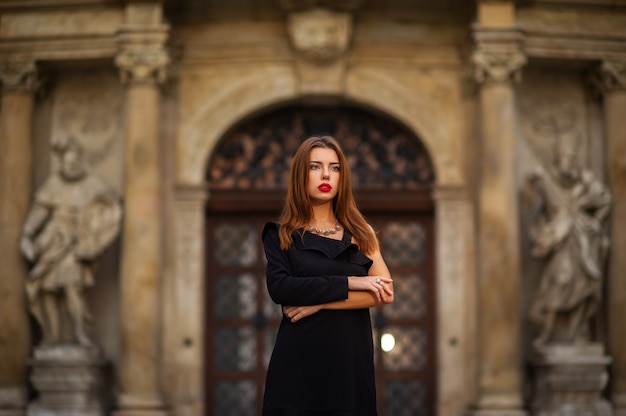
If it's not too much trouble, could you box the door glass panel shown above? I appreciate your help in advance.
[214,327,256,372]
[214,222,257,266]
[382,221,426,267]
[382,326,427,372]
[213,380,256,416]
[384,380,428,416]
[214,274,257,319]
[384,273,426,319]
[263,289,282,320]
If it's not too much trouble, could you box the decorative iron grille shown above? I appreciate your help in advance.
[208,106,435,189]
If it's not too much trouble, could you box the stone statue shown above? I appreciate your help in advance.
[21,136,121,346]
[523,148,611,349]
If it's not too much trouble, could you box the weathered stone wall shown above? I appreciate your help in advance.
[0,1,625,415]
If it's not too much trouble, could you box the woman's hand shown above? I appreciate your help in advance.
[348,276,393,303]
[283,305,323,323]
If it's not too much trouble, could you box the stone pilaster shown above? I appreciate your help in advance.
[596,57,626,416]
[113,3,170,414]
[471,23,527,415]
[164,185,208,416]
[433,186,477,416]
[0,60,38,416]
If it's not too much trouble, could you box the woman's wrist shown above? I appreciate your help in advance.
[347,276,356,290]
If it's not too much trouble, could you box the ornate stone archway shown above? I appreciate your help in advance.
[168,67,476,415]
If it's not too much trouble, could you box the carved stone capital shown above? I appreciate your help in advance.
[472,49,527,84]
[115,48,170,85]
[287,8,353,64]
[0,60,38,93]
[115,26,170,85]
[591,58,626,94]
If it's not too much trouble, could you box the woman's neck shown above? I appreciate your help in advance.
[310,202,336,226]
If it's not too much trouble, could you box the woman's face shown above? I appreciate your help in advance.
[307,147,340,205]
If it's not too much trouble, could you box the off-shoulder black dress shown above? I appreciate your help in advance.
[262,221,377,416]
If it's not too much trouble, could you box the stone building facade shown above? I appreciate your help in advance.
[0,0,624,415]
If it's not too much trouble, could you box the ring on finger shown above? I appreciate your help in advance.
[375,277,381,284]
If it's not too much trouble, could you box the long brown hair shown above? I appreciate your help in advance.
[278,135,378,255]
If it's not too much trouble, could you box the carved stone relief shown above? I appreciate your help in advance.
[287,8,353,63]
[518,69,588,170]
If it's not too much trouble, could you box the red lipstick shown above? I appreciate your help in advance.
[318,183,332,192]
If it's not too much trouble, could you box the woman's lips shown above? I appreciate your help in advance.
[318,183,332,192]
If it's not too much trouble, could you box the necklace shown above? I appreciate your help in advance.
[307,223,341,236]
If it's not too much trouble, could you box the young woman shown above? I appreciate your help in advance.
[262,135,394,415]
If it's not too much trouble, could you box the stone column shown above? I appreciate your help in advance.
[597,58,626,416]
[471,14,527,415]
[0,60,38,416]
[113,3,170,414]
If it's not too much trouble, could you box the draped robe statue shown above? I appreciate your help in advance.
[21,136,121,346]
[523,150,611,349]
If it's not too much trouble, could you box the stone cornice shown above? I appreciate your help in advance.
[0,59,39,92]
[0,6,122,61]
[0,0,112,10]
[0,37,118,62]
[523,32,626,61]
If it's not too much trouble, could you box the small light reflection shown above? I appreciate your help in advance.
[381,333,396,353]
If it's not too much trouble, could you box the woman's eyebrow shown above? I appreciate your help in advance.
[309,160,340,164]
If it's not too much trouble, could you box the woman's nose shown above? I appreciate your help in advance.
[321,168,330,179]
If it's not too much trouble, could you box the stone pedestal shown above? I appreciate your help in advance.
[27,345,107,416]
[531,343,612,416]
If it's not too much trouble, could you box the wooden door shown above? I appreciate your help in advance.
[205,193,435,416]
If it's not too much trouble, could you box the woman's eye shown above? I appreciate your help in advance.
[310,165,320,170]
[331,166,340,172]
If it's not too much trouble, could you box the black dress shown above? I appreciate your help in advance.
[262,222,377,416]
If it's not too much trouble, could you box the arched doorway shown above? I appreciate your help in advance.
[204,104,436,415]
